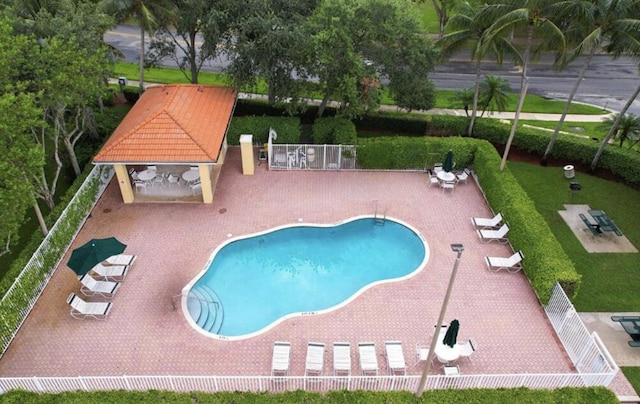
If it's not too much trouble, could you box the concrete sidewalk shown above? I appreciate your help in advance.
[109,78,613,123]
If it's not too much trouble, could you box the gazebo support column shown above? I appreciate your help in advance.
[198,165,213,203]
[114,164,134,204]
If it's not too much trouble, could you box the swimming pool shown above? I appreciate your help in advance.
[182,216,428,340]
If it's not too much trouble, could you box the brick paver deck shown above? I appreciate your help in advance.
[0,148,634,396]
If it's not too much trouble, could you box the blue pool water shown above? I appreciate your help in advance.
[183,217,427,339]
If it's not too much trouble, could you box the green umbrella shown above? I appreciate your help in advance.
[443,150,454,172]
[442,319,459,348]
[67,237,127,276]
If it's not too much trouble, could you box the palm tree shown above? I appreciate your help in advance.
[437,1,519,136]
[449,88,474,116]
[100,0,174,93]
[541,0,640,165]
[482,0,566,170]
[479,74,511,116]
[599,113,640,147]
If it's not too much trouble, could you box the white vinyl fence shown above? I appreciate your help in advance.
[269,144,358,170]
[0,371,618,395]
[0,166,114,358]
[544,282,618,386]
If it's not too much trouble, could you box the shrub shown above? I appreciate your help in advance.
[122,88,140,104]
[312,117,357,145]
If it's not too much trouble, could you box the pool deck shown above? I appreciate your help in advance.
[0,148,634,396]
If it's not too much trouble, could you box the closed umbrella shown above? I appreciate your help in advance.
[442,319,460,348]
[443,150,454,172]
[67,237,127,276]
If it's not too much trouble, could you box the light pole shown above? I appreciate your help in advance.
[415,243,464,397]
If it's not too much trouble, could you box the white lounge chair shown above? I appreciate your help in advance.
[358,342,378,375]
[459,339,477,362]
[471,212,503,229]
[79,274,120,298]
[91,263,128,281]
[384,341,406,375]
[66,293,112,320]
[271,341,291,377]
[485,251,524,273]
[477,223,509,243]
[305,342,325,376]
[333,342,351,376]
[105,254,137,266]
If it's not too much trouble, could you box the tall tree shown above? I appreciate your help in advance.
[482,0,566,170]
[437,0,519,135]
[100,0,174,93]
[541,0,640,165]
[148,0,233,84]
[306,0,438,118]
[225,0,317,107]
[431,0,456,38]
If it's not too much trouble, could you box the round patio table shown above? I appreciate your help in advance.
[182,169,200,183]
[434,342,461,364]
[137,170,156,182]
[437,171,456,182]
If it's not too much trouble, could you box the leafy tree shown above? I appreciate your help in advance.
[479,74,510,116]
[148,0,233,84]
[541,0,640,165]
[306,0,438,118]
[437,0,519,135]
[431,0,457,38]
[482,0,566,170]
[599,113,640,148]
[100,0,174,93]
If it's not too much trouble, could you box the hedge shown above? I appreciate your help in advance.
[312,117,357,145]
[227,116,301,145]
[356,136,581,303]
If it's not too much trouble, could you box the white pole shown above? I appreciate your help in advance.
[415,243,464,397]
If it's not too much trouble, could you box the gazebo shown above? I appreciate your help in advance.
[93,84,238,203]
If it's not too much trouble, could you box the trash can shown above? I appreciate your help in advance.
[563,165,575,179]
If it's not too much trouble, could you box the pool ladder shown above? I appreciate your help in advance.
[373,200,387,225]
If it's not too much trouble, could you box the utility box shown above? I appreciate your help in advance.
[239,134,255,175]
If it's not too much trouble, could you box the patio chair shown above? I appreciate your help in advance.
[456,168,470,184]
[129,168,139,181]
[444,364,461,376]
[471,212,503,229]
[133,180,147,194]
[433,164,443,174]
[384,341,407,375]
[79,273,121,298]
[105,254,137,266]
[147,165,157,171]
[66,293,112,320]
[427,171,440,188]
[477,223,510,243]
[333,342,351,376]
[91,263,128,281]
[414,343,430,366]
[191,182,202,195]
[166,173,181,188]
[271,341,291,377]
[358,342,379,375]
[440,180,455,193]
[458,339,477,362]
[485,251,524,273]
[305,342,325,376]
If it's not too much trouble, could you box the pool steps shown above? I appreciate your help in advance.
[187,285,224,334]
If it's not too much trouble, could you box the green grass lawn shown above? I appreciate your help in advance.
[116,62,605,115]
[508,161,640,312]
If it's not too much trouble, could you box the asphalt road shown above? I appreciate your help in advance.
[105,25,640,115]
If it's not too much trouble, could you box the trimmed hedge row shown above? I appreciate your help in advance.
[0,386,619,403]
[357,136,580,303]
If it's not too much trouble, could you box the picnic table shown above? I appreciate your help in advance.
[588,210,623,236]
[611,316,640,347]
